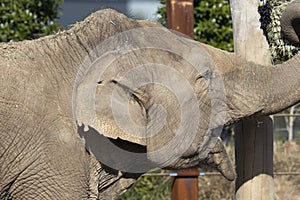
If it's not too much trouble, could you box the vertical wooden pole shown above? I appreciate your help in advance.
[234,117,274,199]
[166,1,198,199]
[230,0,275,199]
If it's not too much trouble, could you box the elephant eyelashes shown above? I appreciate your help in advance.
[111,80,118,84]
[196,75,204,80]
[196,70,211,81]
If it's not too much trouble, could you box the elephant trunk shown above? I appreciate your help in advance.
[281,0,300,44]
[234,52,300,120]
[262,52,300,115]
[201,137,235,181]
[202,1,300,123]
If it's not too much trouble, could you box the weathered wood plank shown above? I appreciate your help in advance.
[234,117,274,199]
[230,0,274,199]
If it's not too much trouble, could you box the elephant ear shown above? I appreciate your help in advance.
[281,0,300,44]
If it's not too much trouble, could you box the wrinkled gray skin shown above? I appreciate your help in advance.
[281,0,300,44]
[0,5,299,199]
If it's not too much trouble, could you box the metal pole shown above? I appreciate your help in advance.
[166,0,194,38]
[171,169,199,200]
[166,1,198,199]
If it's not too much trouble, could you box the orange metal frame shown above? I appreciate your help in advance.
[166,0,198,199]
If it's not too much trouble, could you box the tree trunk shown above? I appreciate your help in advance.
[230,0,275,199]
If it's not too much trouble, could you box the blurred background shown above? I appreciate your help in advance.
[57,0,160,28]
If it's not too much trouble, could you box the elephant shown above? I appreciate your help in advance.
[0,2,299,199]
[281,0,300,44]
[258,0,300,63]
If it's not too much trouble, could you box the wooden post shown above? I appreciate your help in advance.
[234,117,274,199]
[230,0,275,199]
[166,1,198,199]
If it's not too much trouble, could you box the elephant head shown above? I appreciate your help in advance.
[0,6,299,199]
[70,5,300,187]
[281,0,300,44]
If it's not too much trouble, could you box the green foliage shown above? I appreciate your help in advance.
[117,170,171,200]
[157,0,233,51]
[0,0,63,42]
[194,0,233,51]
[157,0,167,26]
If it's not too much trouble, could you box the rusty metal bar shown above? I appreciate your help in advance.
[171,168,199,200]
[141,171,300,177]
[166,0,197,199]
[166,0,194,38]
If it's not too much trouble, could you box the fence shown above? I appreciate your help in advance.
[142,171,300,177]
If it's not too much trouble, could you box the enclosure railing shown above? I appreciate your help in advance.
[141,171,300,177]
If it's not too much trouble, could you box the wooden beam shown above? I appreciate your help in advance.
[230,0,274,199]
[230,0,272,65]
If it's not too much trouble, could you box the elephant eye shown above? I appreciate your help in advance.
[97,80,103,84]
[196,70,211,80]
[196,75,204,79]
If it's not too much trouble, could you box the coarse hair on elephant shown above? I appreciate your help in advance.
[0,1,300,199]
